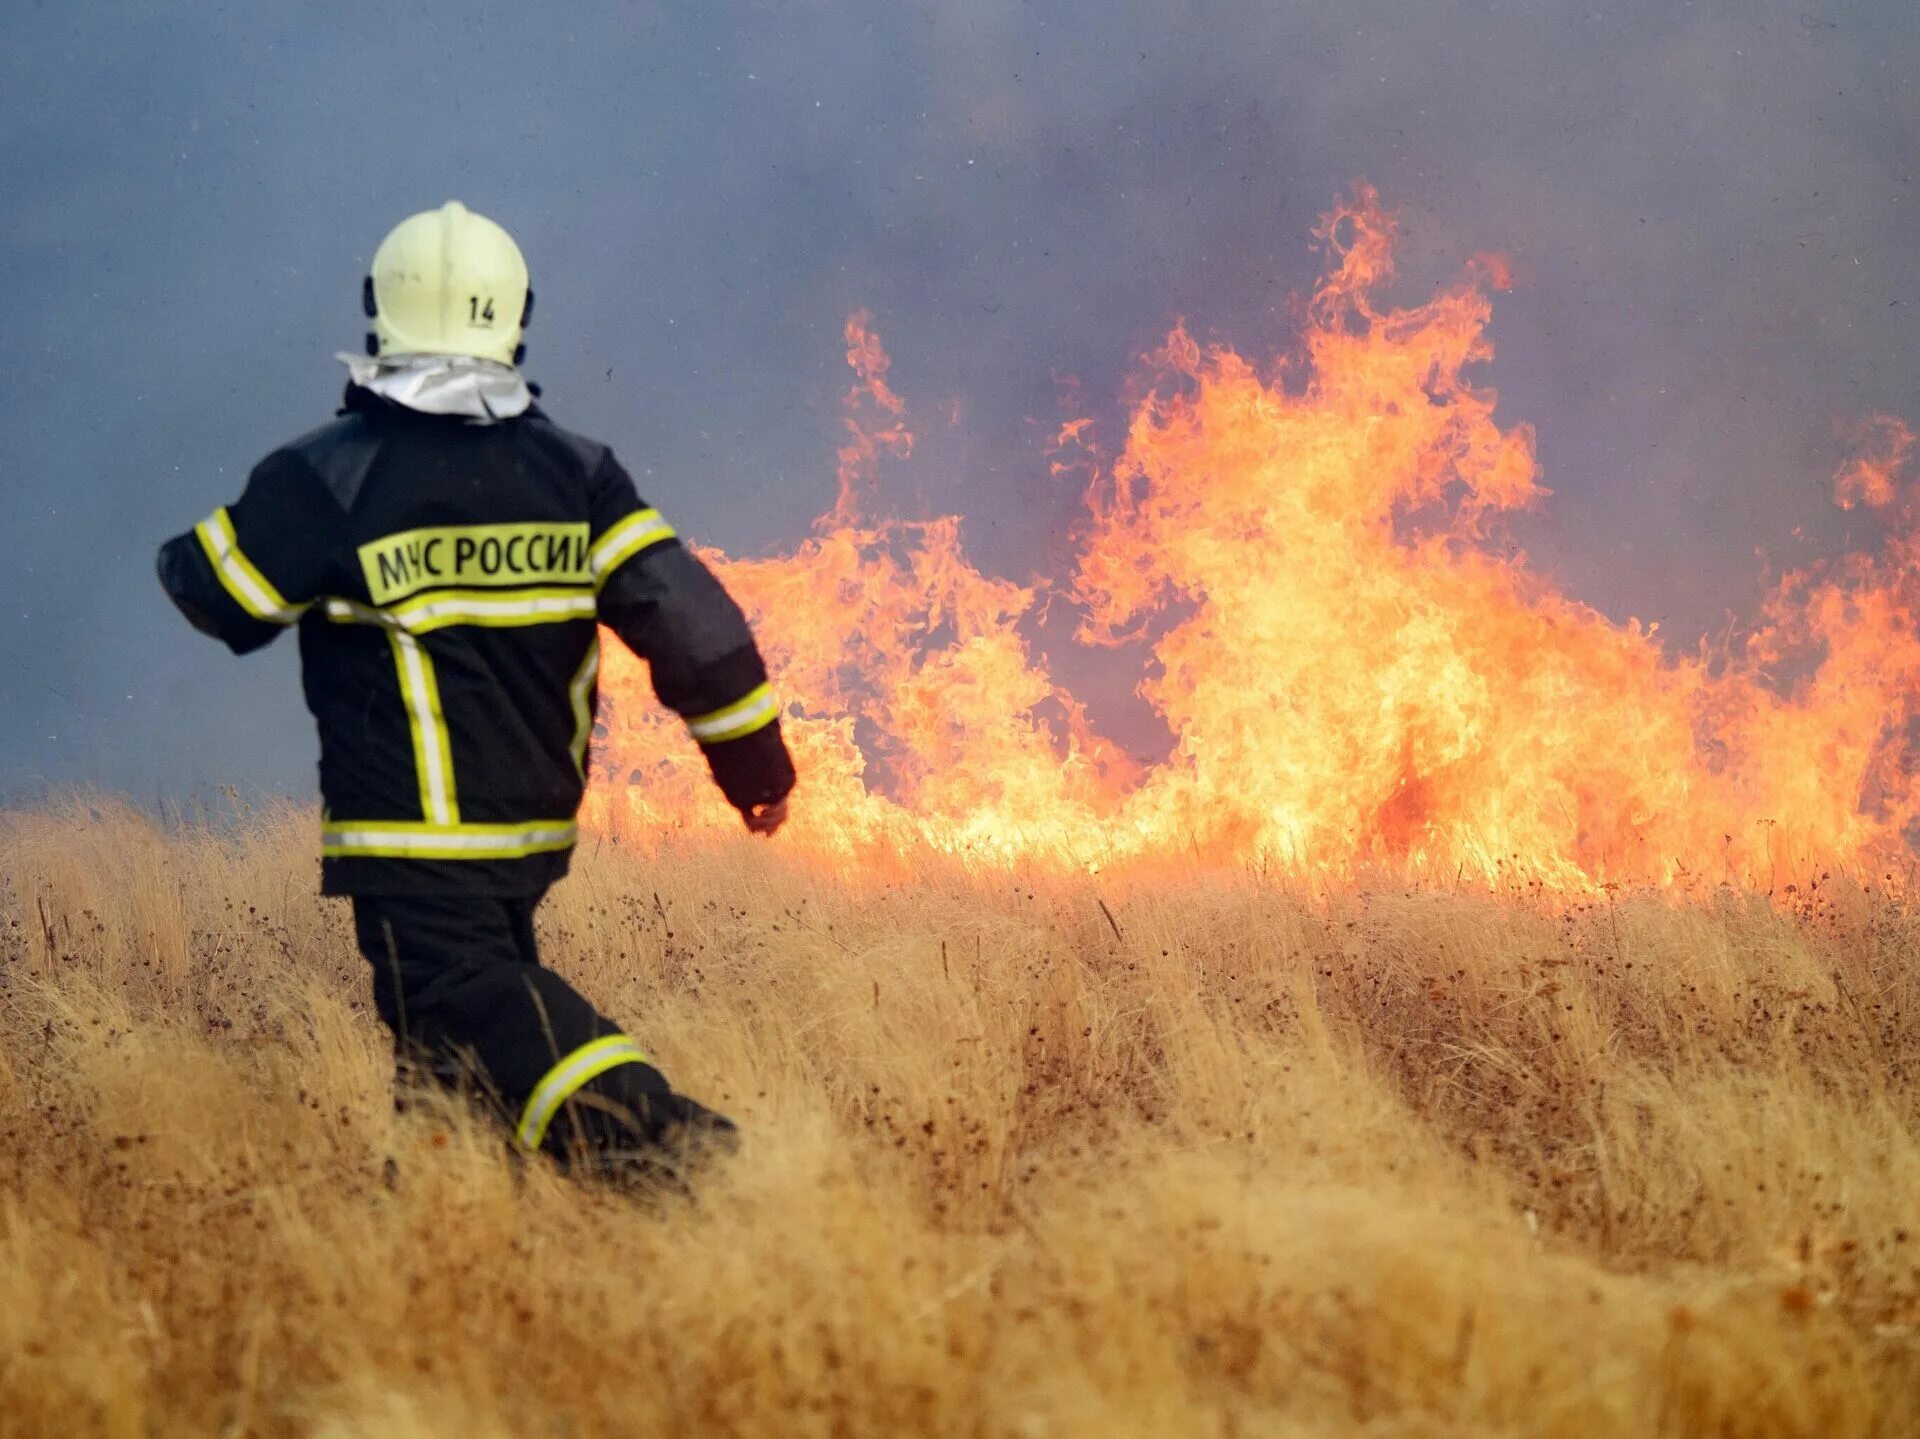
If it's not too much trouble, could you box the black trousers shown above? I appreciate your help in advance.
[351,889,696,1161]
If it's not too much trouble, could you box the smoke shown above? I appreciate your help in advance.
[0,0,1913,799]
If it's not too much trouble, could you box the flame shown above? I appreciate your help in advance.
[830,310,913,528]
[589,186,1920,887]
[1834,415,1915,512]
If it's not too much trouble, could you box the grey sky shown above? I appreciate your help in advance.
[1,1,1914,801]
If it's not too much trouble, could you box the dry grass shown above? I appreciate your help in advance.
[2,795,1918,1437]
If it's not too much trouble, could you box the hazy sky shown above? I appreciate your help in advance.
[2,0,1914,801]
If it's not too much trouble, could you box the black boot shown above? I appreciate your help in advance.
[565,1089,740,1193]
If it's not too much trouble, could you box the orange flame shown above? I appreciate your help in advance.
[829,310,913,528]
[1835,415,1915,511]
[590,187,1920,888]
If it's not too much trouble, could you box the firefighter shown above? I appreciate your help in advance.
[157,200,795,1178]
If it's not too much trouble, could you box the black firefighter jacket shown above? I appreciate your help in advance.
[158,386,796,896]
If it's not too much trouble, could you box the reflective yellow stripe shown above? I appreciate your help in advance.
[516,1035,649,1150]
[321,818,578,860]
[194,507,305,623]
[590,508,677,589]
[388,633,458,825]
[325,587,595,634]
[569,634,600,779]
[685,682,778,744]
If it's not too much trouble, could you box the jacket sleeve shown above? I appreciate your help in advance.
[157,450,343,655]
[588,451,796,814]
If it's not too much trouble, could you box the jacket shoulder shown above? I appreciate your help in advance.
[518,411,611,478]
[273,414,384,511]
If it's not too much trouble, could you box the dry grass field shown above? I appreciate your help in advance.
[3,796,1918,1437]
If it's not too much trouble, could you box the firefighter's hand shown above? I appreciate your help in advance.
[744,795,789,837]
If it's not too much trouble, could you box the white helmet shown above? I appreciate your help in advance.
[363,200,532,367]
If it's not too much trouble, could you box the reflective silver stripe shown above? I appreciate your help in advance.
[590,508,677,588]
[515,1035,649,1150]
[321,820,578,859]
[194,507,305,622]
[685,683,778,743]
[323,589,594,634]
[389,633,457,825]
[569,635,600,778]
[324,598,384,624]
[391,590,594,631]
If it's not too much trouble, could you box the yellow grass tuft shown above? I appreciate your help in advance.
[2,795,1917,1436]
